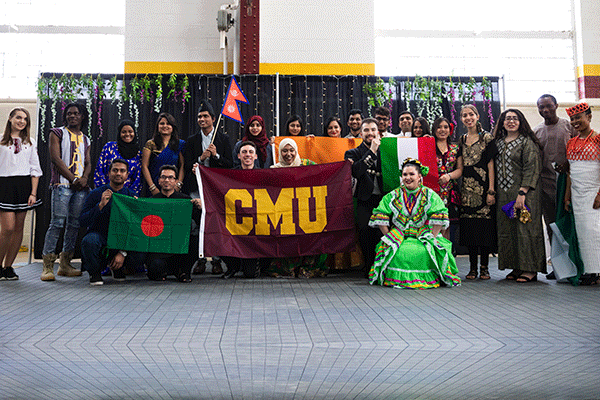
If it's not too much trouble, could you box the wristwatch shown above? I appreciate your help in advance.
[119,250,128,257]
[487,189,496,196]
[518,190,527,196]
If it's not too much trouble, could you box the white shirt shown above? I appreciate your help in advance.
[200,128,218,166]
[0,138,43,177]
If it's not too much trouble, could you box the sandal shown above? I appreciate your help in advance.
[479,266,490,280]
[506,269,521,280]
[516,272,537,282]
[466,268,478,280]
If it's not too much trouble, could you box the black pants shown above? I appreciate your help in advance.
[147,253,191,280]
[355,195,383,276]
[221,257,272,278]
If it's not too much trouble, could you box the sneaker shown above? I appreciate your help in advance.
[89,275,104,286]
[3,267,19,280]
[112,268,126,282]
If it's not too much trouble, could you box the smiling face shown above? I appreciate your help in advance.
[238,144,257,169]
[347,113,362,132]
[249,120,262,137]
[402,165,421,190]
[65,106,83,129]
[375,114,389,132]
[503,111,520,133]
[435,120,451,141]
[288,120,302,136]
[326,120,342,137]
[158,117,173,136]
[9,110,28,134]
[412,121,423,137]
[398,113,413,133]
[197,111,215,133]
[570,112,592,133]
[360,122,379,146]
[461,107,479,130]
[119,125,135,143]
[281,143,297,165]
[108,162,129,186]
[158,168,177,192]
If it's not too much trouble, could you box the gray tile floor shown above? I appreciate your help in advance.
[1,256,599,399]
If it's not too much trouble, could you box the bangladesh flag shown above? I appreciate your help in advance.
[380,136,439,193]
[107,193,192,254]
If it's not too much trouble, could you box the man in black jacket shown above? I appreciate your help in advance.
[344,118,383,277]
[184,100,232,275]
[148,165,202,282]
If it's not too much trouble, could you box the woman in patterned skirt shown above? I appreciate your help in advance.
[564,103,600,285]
[494,109,546,282]
[369,158,461,289]
[0,108,42,281]
[459,105,498,280]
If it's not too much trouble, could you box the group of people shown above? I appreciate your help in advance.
[0,94,598,289]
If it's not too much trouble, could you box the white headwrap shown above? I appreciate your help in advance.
[272,138,302,168]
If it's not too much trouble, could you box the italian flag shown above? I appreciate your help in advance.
[379,136,439,193]
[107,193,192,254]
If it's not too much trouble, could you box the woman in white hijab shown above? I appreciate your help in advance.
[266,138,326,277]
[271,138,315,168]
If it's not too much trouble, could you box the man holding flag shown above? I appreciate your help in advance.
[80,159,145,286]
[184,100,233,275]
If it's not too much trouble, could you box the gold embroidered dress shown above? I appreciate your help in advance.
[368,185,461,289]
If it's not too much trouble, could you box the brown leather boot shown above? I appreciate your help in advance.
[41,253,57,281]
[57,252,82,277]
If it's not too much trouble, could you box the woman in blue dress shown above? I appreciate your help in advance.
[142,112,185,196]
[93,119,142,195]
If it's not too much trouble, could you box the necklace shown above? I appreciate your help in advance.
[571,130,596,154]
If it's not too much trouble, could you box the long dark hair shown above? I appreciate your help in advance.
[412,117,431,137]
[153,112,180,151]
[432,117,454,148]
[2,107,31,146]
[285,115,305,136]
[493,109,542,150]
[460,104,483,134]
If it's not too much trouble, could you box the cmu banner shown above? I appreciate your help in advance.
[197,161,356,259]
[273,136,362,164]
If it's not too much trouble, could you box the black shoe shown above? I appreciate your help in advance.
[112,268,126,282]
[90,275,104,286]
[192,258,207,275]
[2,267,18,281]
[546,271,556,280]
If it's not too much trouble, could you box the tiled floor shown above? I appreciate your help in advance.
[1,256,599,399]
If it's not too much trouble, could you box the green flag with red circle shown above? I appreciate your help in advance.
[107,193,192,254]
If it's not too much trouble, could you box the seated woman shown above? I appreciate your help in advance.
[266,138,327,278]
[94,119,142,195]
[369,158,461,289]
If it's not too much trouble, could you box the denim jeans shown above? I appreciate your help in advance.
[81,231,145,278]
[42,186,88,255]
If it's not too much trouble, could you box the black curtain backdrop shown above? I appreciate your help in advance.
[34,73,501,258]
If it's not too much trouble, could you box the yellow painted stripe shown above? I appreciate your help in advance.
[260,63,375,75]
[124,61,233,74]
[577,64,600,78]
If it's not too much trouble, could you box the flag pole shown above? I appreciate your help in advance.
[210,113,223,146]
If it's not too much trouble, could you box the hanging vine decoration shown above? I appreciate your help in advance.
[95,75,106,137]
[167,73,178,101]
[445,76,458,127]
[129,75,141,130]
[48,75,60,128]
[80,75,95,138]
[108,75,122,121]
[58,74,79,113]
[403,78,412,114]
[481,77,494,127]
[180,75,191,113]
[429,78,444,127]
[37,77,50,141]
[154,74,163,113]
[363,77,395,126]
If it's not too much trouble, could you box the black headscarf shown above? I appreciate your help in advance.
[116,120,139,160]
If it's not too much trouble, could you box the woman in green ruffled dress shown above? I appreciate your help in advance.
[369,158,461,289]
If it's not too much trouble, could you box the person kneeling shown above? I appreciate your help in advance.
[146,165,202,282]
[80,159,145,286]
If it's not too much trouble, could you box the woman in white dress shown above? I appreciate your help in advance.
[564,103,600,285]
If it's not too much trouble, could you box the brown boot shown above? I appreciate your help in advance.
[57,252,82,277]
[41,253,57,281]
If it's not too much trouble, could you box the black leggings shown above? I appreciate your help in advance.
[468,246,490,269]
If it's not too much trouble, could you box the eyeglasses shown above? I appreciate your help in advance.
[159,175,176,180]
[505,117,520,122]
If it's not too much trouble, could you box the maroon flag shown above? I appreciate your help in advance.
[197,161,356,259]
